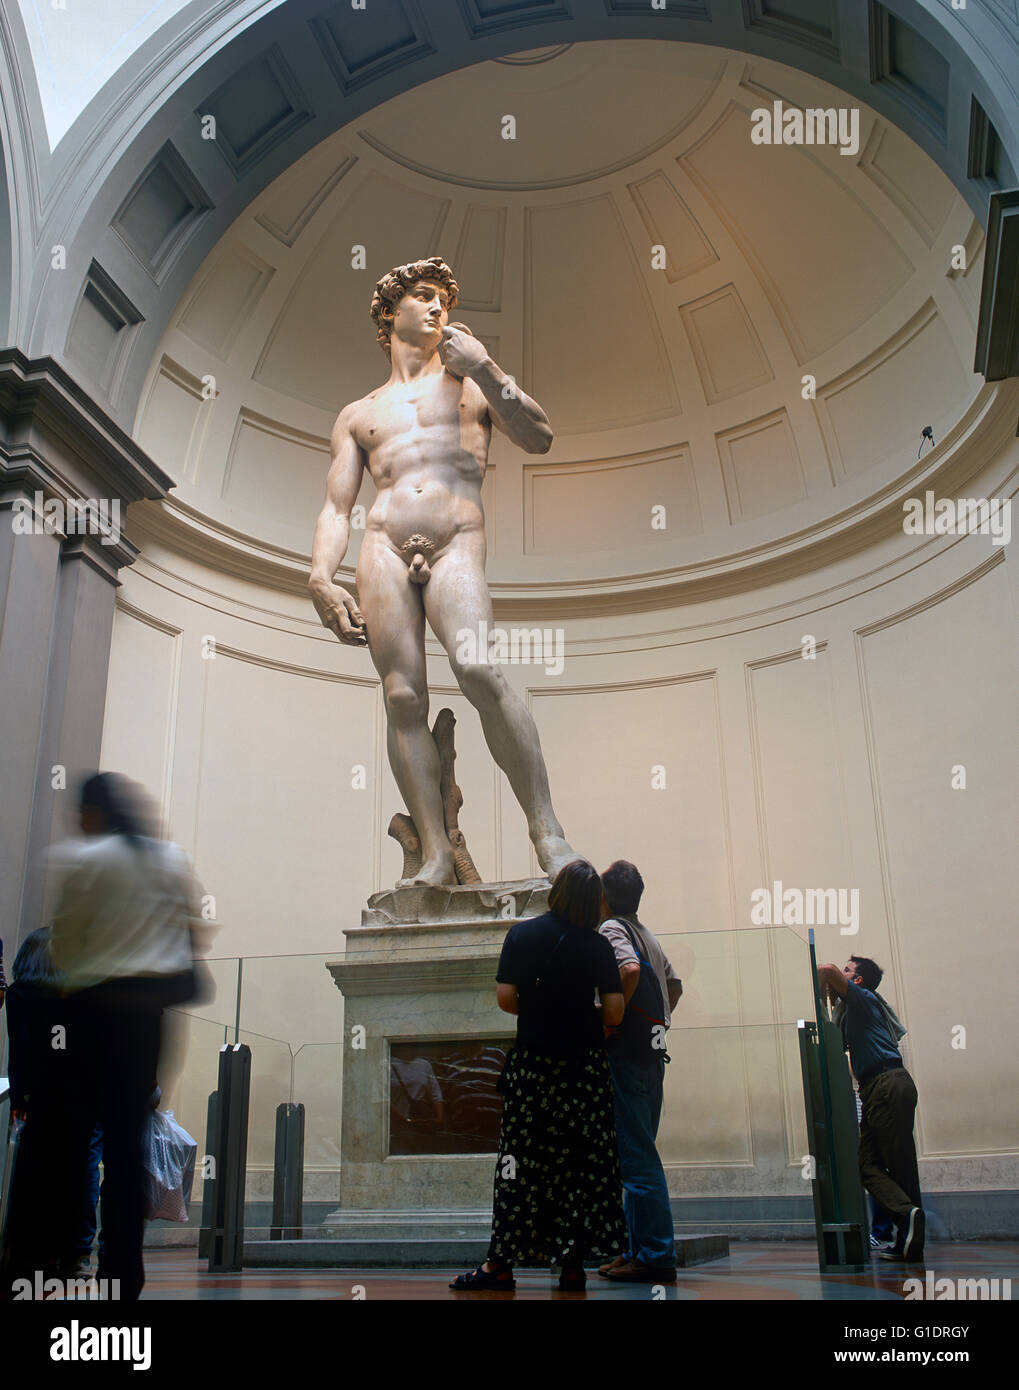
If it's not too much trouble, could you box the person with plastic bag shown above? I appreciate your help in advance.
[41,772,211,1301]
[143,1100,198,1223]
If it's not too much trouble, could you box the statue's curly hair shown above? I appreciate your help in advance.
[369,256,459,357]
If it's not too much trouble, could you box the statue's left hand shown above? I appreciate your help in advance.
[439,324,489,380]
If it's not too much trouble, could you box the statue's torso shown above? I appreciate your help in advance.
[349,368,490,557]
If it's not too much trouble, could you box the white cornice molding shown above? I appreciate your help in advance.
[131,493,312,591]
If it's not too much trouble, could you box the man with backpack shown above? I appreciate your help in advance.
[597,860,683,1282]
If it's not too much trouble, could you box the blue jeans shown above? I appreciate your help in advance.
[609,1054,675,1268]
[870,1194,894,1243]
[78,1124,104,1259]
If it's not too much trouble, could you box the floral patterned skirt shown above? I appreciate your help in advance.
[488,1046,626,1267]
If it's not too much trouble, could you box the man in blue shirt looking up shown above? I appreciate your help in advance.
[817,955,925,1262]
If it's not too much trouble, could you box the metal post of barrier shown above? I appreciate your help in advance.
[208,1043,251,1272]
[197,1090,217,1259]
[808,929,842,1223]
[270,1102,305,1241]
[798,930,868,1272]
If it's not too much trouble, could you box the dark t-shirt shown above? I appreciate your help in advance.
[496,912,622,1056]
[5,980,64,1110]
[840,979,902,1082]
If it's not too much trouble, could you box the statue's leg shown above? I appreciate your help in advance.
[423,535,576,879]
[357,538,454,885]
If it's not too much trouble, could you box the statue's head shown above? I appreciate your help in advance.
[370,256,459,358]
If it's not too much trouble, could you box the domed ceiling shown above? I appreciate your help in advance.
[135,40,985,594]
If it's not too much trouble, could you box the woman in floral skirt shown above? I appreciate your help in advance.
[450,859,626,1292]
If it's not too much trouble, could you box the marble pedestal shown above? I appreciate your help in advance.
[324,879,549,1223]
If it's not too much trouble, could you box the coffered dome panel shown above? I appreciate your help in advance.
[524,446,702,556]
[680,101,914,362]
[357,41,726,189]
[680,284,773,403]
[524,195,679,432]
[627,171,719,284]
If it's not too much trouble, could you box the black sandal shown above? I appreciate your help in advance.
[449,1264,516,1291]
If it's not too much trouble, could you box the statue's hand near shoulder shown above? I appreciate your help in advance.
[439,323,489,380]
[309,580,368,647]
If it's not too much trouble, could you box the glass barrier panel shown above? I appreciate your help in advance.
[164,926,825,1239]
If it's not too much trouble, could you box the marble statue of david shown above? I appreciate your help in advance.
[309,257,576,886]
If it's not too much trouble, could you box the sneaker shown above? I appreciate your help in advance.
[603,1259,677,1284]
[903,1207,925,1262]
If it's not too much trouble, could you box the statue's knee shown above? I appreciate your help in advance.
[455,660,504,710]
[384,681,427,727]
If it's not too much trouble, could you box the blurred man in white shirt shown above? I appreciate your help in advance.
[42,774,206,1301]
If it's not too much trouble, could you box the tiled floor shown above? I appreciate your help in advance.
[137,1242,1019,1300]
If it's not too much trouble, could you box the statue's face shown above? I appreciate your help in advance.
[389,279,450,351]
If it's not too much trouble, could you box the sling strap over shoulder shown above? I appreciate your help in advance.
[609,918,670,1064]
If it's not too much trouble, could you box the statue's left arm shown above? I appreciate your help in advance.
[439,325,552,455]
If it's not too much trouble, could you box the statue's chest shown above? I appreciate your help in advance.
[370,380,464,442]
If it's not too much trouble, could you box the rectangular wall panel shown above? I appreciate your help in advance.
[99,604,181,826]
[533,675,753,1168]
[195,649,378,957]
[747,647,856,1161]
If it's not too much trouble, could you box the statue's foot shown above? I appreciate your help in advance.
[410,851,457,886]
[533,834,580,881]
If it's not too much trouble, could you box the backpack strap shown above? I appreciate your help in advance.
[611,919,667,1027]
[615,919,647,965]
